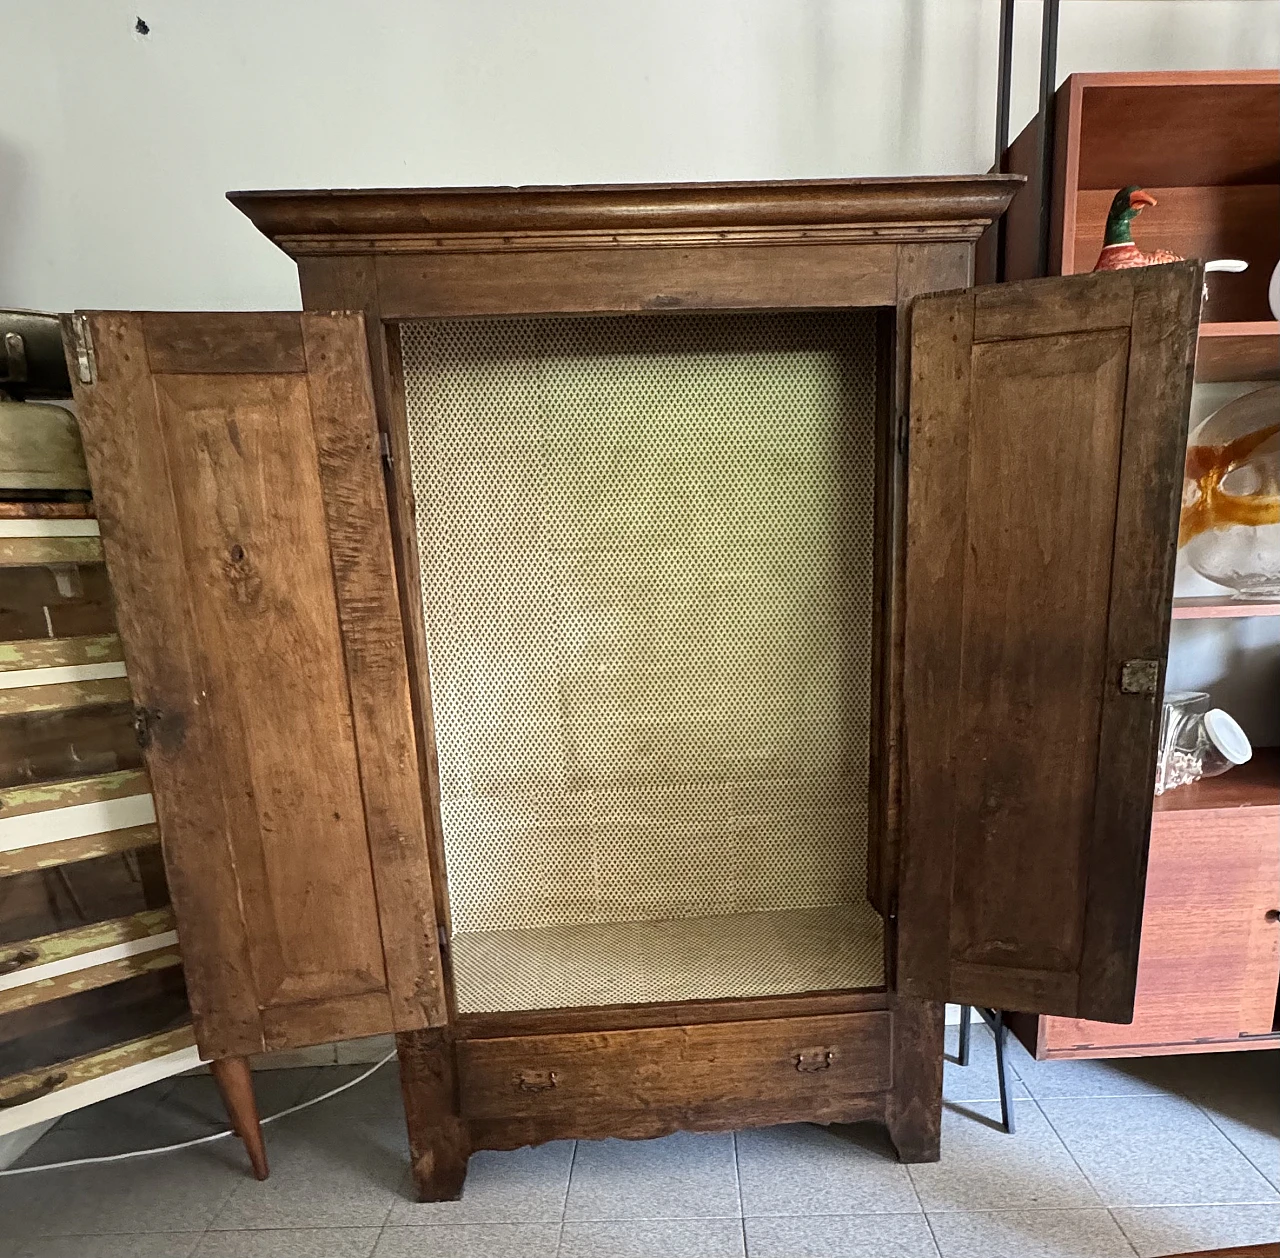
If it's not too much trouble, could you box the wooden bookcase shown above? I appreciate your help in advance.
[1002,69,1279,385]
[1001,71,1280,1061]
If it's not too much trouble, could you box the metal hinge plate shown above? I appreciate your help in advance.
[70,315,97,385]
[379,431,393,471]
[1,332,28,385]
[1119,659,1160,696]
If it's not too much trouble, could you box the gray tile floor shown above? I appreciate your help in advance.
[1,1026,1275,1258]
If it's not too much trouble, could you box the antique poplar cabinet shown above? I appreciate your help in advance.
[60,177,1201,1200]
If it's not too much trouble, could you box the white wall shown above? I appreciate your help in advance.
[5,0,1278,311]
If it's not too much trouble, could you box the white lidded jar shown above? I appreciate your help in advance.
[1155,691,1252,795]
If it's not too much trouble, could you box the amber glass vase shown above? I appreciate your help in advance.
[1180,385,1280,599]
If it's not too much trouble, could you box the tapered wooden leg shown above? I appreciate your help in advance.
[210,1056,269,1181]
[396,1029,470,1201]
[885,995,944,1163]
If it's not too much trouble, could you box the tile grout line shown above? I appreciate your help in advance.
[732,1130,747,1256]
[369,1198,396,1258]
[1031,1094,1112,1209]
[1191,1095,1280,1197]
[1037,1079,1280,1208]
[919,1207,945,1258]
[1106,1205,1144,1257]
[554,1138,579,1257]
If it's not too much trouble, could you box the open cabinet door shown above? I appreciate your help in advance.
[897,263,1202,1024]
[62,311,448,1058]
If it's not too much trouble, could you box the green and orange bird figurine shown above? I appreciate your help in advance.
[1093,186,1182,271]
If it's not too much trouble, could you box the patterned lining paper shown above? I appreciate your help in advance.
[401,312,882,1010]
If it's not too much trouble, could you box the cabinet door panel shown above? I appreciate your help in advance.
[898,264,1201,1023]
[63,311,447,1057]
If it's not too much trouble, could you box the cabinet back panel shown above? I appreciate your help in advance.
[402,311,880,1003]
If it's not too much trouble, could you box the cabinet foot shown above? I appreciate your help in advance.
[210,1055,269,1181]
[396,1029,470,1202]
[885,995,944,1163]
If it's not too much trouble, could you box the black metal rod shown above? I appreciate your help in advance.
[1036,0,1061,276]
[993,1011,1017,1134]
[994,0,1015,171]
[994,0,1016,281]
[975,1007,1017,1134]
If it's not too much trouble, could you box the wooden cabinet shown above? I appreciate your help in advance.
[62,179,1202,1199]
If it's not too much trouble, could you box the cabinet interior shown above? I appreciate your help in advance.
[399,310,888,1012]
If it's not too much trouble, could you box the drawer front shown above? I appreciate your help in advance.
[458,1011,892,1124]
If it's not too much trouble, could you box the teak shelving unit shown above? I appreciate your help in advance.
[1002,70,1280,385]
[1001,70,1280,1061]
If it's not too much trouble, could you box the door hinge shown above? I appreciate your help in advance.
[1,332,28,386]
[436,924,449,956]
[896,411,909,458]
[379,430,393,472]
[133,704,159,749]
[1119,658,1160,695]
[70,315,97,385]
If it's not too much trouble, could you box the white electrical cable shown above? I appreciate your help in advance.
[0,1051,396,1177]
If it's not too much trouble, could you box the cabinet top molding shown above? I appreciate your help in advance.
[229,175,1024,257]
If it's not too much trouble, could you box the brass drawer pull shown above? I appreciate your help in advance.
[0,1071,68,1109]
[0,946,40,976]
[516,1070,558,1092]
[794,1048,835,1073]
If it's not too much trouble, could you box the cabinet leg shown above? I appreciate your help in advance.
[210,1056,269,1181]
[885,995,944,1163]
[396,1029,470,1201]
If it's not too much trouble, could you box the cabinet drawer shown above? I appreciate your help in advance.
[458,1011,891,1128]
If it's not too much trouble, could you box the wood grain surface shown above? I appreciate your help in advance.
[899,263,1201,1022]
[63,311,447,1058]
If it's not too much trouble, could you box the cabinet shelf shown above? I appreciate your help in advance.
[1196,322,1279,383]
[1172,596,1280,619]
[1153,746,1280,813]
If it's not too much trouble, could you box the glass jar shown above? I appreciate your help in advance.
[1180,385,1280,599]
[1155,692,1252,795]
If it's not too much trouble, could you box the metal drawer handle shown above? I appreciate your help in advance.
[0,947,40,975]
[0,1072,68,1109]
[794,1049,835,1073]
[516,1070,558,1093]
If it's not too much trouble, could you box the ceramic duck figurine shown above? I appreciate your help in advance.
[1093,186,1182,271]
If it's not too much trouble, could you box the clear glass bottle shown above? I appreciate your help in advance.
[1155,691,1252,795]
